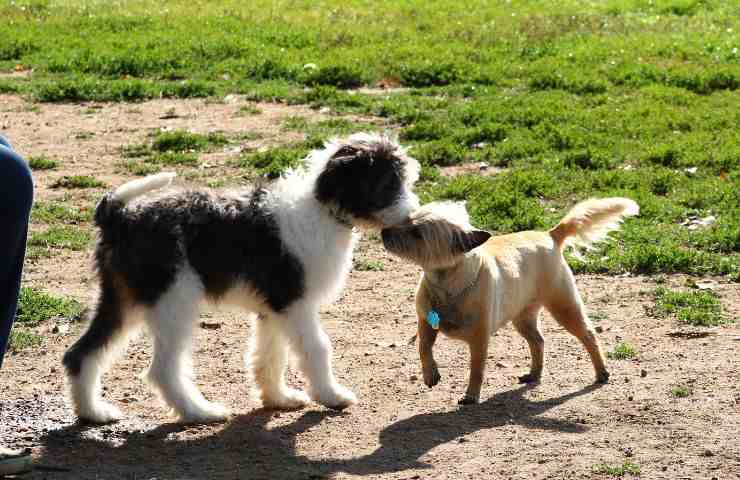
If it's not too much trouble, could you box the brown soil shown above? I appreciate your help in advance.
[1,94,738,480]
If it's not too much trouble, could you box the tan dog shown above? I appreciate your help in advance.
[381,198,639,404]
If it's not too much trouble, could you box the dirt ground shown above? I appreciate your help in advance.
[1,94,739,480]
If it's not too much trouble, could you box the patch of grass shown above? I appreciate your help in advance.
[151,151,200,166]
[354,259,385,272]
[29,77,216,102]
[151,129,227,153]
[282,117,378,139]
[51,175,106,189]
[120,129,226,174]
[653,287,732,327]
[235,146,306,179]
[28,225,92,255]
[671,385,692,398]
[74,131,95,140]
[301,63,367,89]
[122,160,162,176]
[237,132,264,141]
[0,80,22,94]
[8,329,42,353]
[121,143,150,158]
[593,461,641,477]
[232,139,321,178]
[607,342,637,360]
[31,201,91,224]
[28,155,58,170]
[237,104,262,116]
[206,179,226,188]
[15,287,84,326]
[590,311,608,322]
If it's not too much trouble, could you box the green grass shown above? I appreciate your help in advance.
[31,201,91,224]
[281,117,378,138]
[593,461,641,477]
[15,287,84,326]
[354,259,385,272]
[207,179,226,188]
[120,129,228,174]
[0,0,738,278]
[237,104,262,116]
[653,287,733,326]
[232,139,322,178]
[122,160,162,176]
[74,131,95,140]
[28,155,58,170]
[27,225,92,259]
[671,385,692,397]
[51,175,106,189]
[8,329,42,353]
[150,130,228,153]
[608,342,637,360]
[232,119,379,178]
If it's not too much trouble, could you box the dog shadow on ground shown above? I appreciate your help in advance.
[34,383,602,479]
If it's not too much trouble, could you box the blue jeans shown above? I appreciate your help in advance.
[0,136,33,368]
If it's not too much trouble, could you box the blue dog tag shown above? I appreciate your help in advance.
[426,310,441,330]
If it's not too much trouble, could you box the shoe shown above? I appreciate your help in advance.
[0,447,33,476]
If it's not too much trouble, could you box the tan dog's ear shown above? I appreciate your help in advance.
[454,230,491,253]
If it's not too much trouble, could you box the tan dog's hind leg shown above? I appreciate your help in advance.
[512,305,545,384]
[418,312,441,388]
[546,269,609,383]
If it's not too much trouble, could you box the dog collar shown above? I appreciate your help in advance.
[425,267,482,330]
[426,310,441,329]
[327,205,353,229]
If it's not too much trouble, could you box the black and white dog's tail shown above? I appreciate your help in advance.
[95,172,176,227]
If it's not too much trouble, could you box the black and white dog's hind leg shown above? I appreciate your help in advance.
[62,274,145,424]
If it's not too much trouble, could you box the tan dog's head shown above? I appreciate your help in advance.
[381,201,491,269]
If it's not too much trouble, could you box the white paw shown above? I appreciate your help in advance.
[262,388,310,410]
[311,383,358,411]
[78,401,124,424]
[177,402,230,424]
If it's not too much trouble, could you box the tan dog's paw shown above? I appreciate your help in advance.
[518,373,541,384]
[595,370,610,384]
[458,394,479,405]
[423,366,441,388]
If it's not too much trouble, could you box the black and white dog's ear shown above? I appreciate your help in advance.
[453,230,491,253]
[331,145,361,161]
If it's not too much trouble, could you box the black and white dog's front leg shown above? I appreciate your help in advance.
[281,302,357,410]
[248,314,310,410]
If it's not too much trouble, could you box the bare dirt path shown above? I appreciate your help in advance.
[1,94,738,479]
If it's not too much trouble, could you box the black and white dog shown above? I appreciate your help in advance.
[63,133,420,424]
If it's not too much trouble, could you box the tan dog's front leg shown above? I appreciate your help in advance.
[418,313,440,387]
[459,322,489,405]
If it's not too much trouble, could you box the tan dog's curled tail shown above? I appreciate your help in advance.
[549,198,639,251]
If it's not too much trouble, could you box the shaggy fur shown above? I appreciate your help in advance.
[63,133,420,424]
[382,198,639,404]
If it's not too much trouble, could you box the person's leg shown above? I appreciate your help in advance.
[0,137,34,475]
[0,138,34,369]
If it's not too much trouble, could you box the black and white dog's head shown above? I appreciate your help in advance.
[311,133,420,229]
